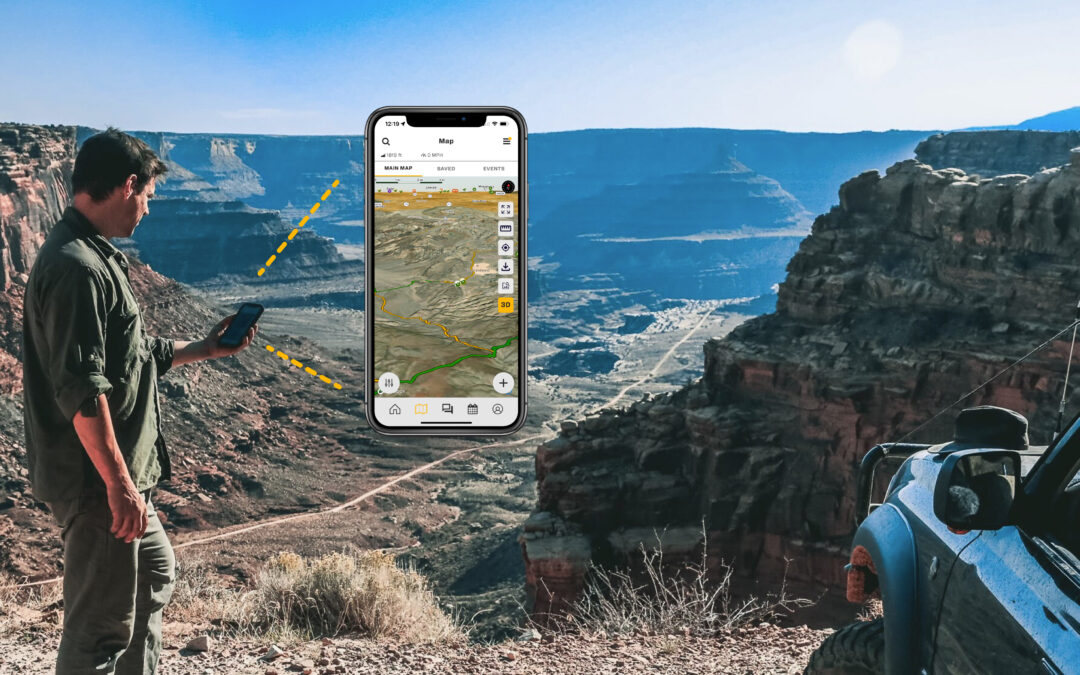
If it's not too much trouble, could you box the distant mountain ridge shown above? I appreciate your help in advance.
[86,126,933,302]
[960,105,1080,133]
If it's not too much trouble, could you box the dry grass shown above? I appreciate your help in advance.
[563,529,813,638]
[0,571,63,636]
[856,598,884,622]
[168,547,464,644]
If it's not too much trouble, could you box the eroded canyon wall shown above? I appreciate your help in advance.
[523,133,1080,617]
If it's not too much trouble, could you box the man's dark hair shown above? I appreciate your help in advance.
[72,127,168,201]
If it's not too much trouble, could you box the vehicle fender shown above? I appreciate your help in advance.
[852,503,919,675]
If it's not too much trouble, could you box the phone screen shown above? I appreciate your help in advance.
[366,110,525,433]
[219,303,262,347]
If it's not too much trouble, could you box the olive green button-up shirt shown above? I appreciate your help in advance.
[22,206,174,502]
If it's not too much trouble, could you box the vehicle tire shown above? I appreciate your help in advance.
[803,618,885,674]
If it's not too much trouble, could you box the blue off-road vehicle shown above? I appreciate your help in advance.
[805,406,1080,674]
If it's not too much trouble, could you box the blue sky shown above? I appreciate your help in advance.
[2,0,1079,134]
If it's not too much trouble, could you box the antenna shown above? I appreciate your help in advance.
[895,315,1080,446]
[1053,298,1080,441]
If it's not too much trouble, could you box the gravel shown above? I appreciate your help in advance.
[0,623,830,674]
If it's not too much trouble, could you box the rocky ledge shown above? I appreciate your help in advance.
[523,134,1080,618]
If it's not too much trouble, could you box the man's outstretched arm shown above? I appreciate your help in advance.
[168,314,257,368]
[72,394,148,543]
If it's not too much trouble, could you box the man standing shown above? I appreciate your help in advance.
[22,128,257,674]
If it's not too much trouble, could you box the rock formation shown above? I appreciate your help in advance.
[522,133,1080,618]
[0,125,74,394]
[916,129,1080,178]
[122,197,352,284]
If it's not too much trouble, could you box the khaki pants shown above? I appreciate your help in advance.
[47,489,175,674]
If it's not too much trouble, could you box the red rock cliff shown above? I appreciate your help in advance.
[523,136,1080,619]
[0,125,75,394]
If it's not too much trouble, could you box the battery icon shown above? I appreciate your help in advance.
[499,121,507,126]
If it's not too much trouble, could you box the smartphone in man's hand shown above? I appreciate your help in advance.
[219,302,264,348]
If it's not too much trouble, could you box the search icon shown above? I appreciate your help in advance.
[381,138,390,146]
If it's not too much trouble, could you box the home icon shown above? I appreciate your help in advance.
[389,404,401,415]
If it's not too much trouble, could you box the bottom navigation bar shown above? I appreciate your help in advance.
[375,397,518,427]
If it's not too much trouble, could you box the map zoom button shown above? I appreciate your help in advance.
[493,372,514,394]
[378,372,400,394]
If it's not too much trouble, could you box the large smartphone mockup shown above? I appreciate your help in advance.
[364,107,527,435]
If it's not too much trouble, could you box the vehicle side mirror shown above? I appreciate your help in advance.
[933,449,1021,532]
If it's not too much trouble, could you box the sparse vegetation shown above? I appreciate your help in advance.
[0,571,63,636]
[167,547,465,643]
[856,597,884,622]
[563,528,812,638]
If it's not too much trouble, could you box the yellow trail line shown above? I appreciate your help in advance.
[265,343,343,390]
[373,249,493,353]
[374,293,489,352]
[2,433,550,590]
[257,179,337,277]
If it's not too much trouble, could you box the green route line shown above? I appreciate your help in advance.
[398,336,518,385]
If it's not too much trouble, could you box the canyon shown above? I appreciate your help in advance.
[7,121,1073,639]
[522,130,1080,618]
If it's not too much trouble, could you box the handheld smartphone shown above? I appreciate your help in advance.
[218,302,263,348]
[365,107,527,435]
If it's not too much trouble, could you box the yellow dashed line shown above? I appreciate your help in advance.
[254,182,344,391]
[256,180,336,277]
[265,344,343,390]
[372,249,491,352]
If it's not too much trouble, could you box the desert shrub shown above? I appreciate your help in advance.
[566,529,812,637]
[166,550,247,629]
[248,549,462,641]
[169,547,463,643]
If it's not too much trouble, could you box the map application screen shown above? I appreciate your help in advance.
[368,113,523,430]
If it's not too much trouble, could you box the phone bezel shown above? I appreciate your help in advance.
[363,106,528,436]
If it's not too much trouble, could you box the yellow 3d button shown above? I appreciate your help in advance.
[498,297,514,313]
